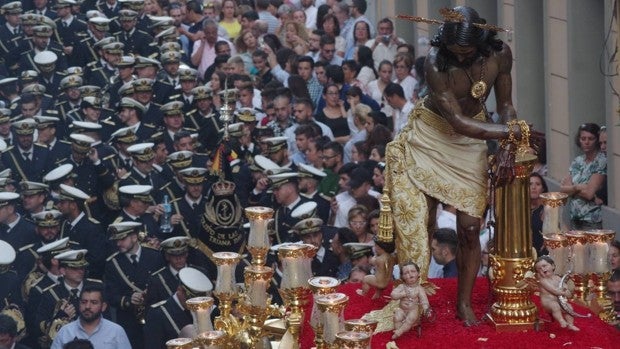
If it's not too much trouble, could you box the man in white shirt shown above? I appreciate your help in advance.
[384,82,414,135]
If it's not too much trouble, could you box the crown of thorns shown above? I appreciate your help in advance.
[396,7,511,34]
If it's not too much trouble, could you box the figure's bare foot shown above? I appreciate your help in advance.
[457,303,479,327]
[356,289,366,296]
[392,329,403,339]
[371,291,381,300]
[559,321,567,328]
[567,324,580,331]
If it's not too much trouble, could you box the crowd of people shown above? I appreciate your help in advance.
[0,0,616,348]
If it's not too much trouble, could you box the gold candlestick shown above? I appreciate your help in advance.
[245,207,275,266]
[165,338,193,349]
[212,251,241,344]
[194,330,228,349]
[185,297,214,335]
[316,293,349,348]
[278,244,317,349]
[343,319,378,336]
[565,231,589,302]
[539,192,568,237]
[241,265,274,347]
[487,152,539,331]
[308,277,340,349]
[543,234,568,275]
[334,331,371,349]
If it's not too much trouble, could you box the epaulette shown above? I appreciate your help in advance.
[184,127,197,132]
[59,140,71,145]
[168,94,181,100]
[18,243,35,252]
[150,299,167,308]
[34,143,48,149]
[76,19,88,26]
[152,266,166,275]
[9,104,17,110]
[143,123,156,129]
[86,278,103,283]
[102,107,115,113]
[106,251,120,262]
[102,118,116,125]
[103,154,116,161]
[43,93,54,99]
[88,217,100,224]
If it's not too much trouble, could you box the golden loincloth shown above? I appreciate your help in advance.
[385,102,488,277]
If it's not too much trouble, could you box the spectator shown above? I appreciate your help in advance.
[431,228,458,278]
[366,18,405,70]
[560,123,606,230]
[384,82,414,135]
[319,13,345,58]
[609,240,619,271]
[315,84,349,144]
[530,173,549,256]
[331,227,358,281]
[345,21,372,60]
[347,204,372,244]
[219,0,241,40]
[0,314,27,349]
[392,52,417,103]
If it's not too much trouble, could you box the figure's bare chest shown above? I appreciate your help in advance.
[445,57,500,105]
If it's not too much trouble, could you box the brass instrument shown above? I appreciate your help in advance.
[134,289,147,325]
[47,298,73,342]
[2,300,25,341]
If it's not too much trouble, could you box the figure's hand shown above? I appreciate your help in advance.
[88,148,99,163]
[60,300,76,319]
[492,144,516,187]
[171,214,183,225]
[255,177,269,192]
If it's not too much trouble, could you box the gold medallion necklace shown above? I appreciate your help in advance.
[463,57,487,99]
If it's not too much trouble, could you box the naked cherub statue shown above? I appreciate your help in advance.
[535,256,580,331]
[390,261,431,339]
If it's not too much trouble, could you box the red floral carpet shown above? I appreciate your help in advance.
[299,278,620,348]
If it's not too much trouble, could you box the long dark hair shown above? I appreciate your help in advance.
[430,6,503,71]
[356,45,377,78]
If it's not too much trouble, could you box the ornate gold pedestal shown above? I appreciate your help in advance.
[487,153,539,331]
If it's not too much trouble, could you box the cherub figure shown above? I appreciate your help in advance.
[390,261,431,339]
[356,237,396,299]
[535,256,580,331]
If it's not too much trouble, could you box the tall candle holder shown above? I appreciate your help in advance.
[278,243,317,349]
[584,229,616,320]
[315,293,349,348]
[245,206,275,266]
[334,331,371,349]
[212,251,241,341]
[185,297,214,335]
[543,234,567,275]
[242,265,274,346]
[193,330,227,349]
[539,192,568,236]
[565,231,589,302]
[343,319,378,337]
[308,277,340,349]
[165,338,193,349]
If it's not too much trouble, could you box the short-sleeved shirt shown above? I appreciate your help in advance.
[568,152,607,223]
[51,318,131,349]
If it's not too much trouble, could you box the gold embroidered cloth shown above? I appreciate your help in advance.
[385,103,488,277]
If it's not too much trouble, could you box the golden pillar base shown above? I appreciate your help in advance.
[487,255,539,332]
[570,273,590,303]
[213,292,240,346]
[279,287,311,349]
[247,246,269,267]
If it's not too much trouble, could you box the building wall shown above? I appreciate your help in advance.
[374,0,619,233]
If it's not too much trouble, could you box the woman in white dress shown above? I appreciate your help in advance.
[393,53,417,102]
[367,60,394,116]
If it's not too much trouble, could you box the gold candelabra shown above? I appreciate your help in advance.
[565,231,589,302]
[278,243,316,349]
[185,297,215,335]
[194,330,228,348]
[487,152,539,331]
[212,251,242,344]
[165,337,194,349]
[334,331,371,349]
[308,277,340,349]
[315,293,349,348]
[245,207,274,266]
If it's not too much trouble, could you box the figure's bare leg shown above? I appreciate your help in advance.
[393,310,419,339]
[456,211,481,326]
[564,314,579,331]
[425,195,439,246]
[550,309,568,328]
[356,275,376,296]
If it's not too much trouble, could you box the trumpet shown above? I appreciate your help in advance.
[133,289,147,325]
[47,298,74,342]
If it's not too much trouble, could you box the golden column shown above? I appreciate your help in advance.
[487,150,539,331]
